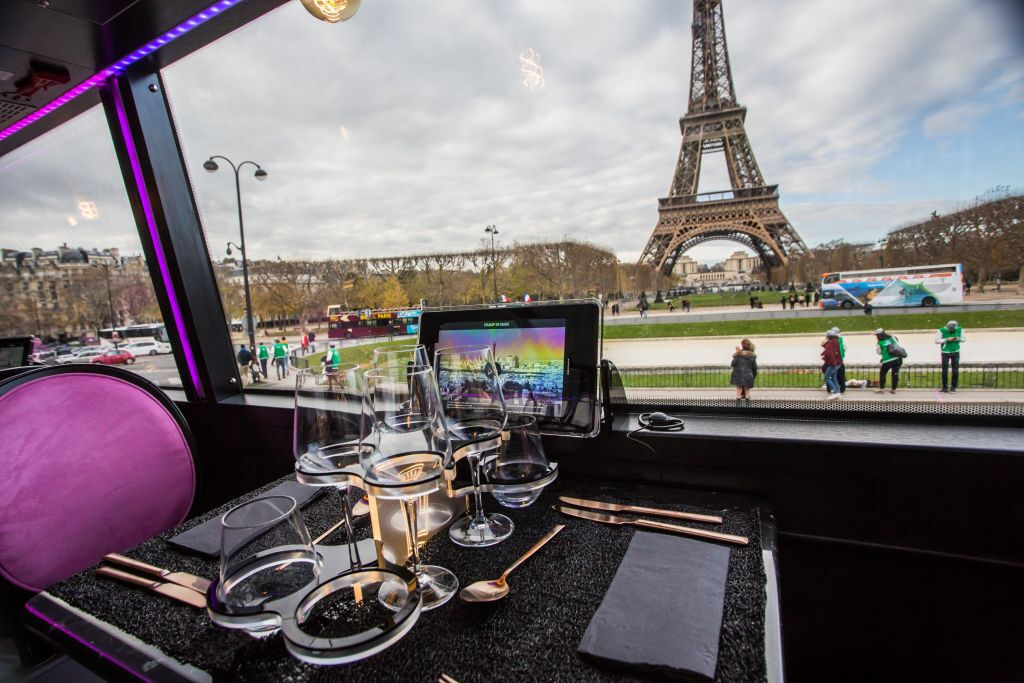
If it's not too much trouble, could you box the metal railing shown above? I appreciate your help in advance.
[617,363,1024,390]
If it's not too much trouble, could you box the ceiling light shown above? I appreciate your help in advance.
[300,0,361,23]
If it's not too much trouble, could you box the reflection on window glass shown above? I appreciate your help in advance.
[0,106,181,387]
[163,0,1023,405]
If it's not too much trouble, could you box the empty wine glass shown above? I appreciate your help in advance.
[434,344,512,547]
[293,365,367,569]
[360,364,458,611]
[484,414,551,508]
[372,343,430,369]
[218,495,321,635]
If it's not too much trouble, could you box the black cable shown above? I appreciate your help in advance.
[627,413,685,455]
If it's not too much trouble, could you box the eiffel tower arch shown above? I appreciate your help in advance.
[639,0,807,277]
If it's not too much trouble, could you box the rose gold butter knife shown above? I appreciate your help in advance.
[96,566,207,609]
[102,553,211,593]
[555,505,748,546]
[558,496,723,524]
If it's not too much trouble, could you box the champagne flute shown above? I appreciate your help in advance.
[360,364,458,610]
[434,344,512,547]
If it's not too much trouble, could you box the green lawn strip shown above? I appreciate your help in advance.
[620,368,1024,390]
[291,340,408,371]
[642,291,757,310]
[603,310,1024,340]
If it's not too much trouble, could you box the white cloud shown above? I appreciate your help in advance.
[923,103,982,137]
[2,0,1023,266]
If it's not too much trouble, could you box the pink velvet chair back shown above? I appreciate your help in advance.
[0,366,196,591]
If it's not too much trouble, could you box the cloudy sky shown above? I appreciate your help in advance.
[1,0,1022,266]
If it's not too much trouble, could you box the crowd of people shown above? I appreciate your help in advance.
[235,330,321,384]
[730,320,967,400]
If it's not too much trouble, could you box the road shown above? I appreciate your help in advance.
[603,329,1024,366]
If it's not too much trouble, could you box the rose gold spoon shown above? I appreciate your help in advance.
[459,524,565,603]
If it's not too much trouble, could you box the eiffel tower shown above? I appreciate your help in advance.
[639,0,806,276]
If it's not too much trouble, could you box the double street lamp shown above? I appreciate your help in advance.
[485,224,499,302]
[203,155,267,354]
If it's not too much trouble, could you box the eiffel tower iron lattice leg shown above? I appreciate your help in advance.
[640,0,807,277]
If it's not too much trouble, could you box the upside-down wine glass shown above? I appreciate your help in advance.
[360,364,459,610]
[484,414,551,509]
[434,344,512,547]
[372,343,430,369]
[293,364,367,569]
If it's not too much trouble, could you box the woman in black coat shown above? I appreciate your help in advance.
[730,338,758,401]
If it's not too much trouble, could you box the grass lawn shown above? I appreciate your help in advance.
[639,291,791,310]
[291,339,409,371]
[603,309,1024,340]
[618,367,1024,389]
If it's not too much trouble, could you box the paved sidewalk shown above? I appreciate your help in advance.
[625,387,1024,403]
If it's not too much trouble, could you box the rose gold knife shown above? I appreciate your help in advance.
[555,505,748,546]
[559,496,723,524]
[102,553,211,594]
[96,566,207,609]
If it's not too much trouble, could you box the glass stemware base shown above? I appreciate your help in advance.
[380,564,458,611]
[448,512,514,547]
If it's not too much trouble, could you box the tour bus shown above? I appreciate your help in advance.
[98,323,170,344]
[325,305,421,339]
[819,263,964,309]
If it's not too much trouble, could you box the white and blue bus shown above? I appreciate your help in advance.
[820,263,963,309]
[98,323,170,344]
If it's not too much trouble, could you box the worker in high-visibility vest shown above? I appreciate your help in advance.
[257,341,270,378]
[935,320,965,393]
[272,338,287,380]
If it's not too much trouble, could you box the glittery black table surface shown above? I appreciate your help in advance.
[32,475,773,683]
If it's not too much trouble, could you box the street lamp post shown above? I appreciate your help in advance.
[485,225,499,302]
[102,263,118,350]
[204,155,267,355]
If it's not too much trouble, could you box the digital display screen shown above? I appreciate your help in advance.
[437,318,566,416]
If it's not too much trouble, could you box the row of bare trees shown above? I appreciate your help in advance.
[0,267,160,339]
[773,189,1024,290]
[215,239,673,329]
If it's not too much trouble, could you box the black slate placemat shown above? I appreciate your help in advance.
[44,476,768,682]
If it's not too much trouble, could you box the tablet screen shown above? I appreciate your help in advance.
[436,318,566,416]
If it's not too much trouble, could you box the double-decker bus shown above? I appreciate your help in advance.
[325,306,421,339]
[98,323,170,344]
[820,263,963,309]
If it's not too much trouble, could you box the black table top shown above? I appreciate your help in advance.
[27,475,780,683]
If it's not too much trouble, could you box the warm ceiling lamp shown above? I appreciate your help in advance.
[300,0,361,23]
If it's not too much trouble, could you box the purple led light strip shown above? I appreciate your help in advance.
[0,0,246,142]
[111,82,205,399]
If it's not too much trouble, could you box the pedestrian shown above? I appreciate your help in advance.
[730,339,757,402]
[935,320,965,393]
[821,330,843,400]
[682,299,691,312]
[779,295,786,309]
[831,326,847,394]
[873,328,904,395]
[322,342,341,370]
[236,344,253,385]
[797,294,805,307]
[273,337,287,380]
[257,340,269,378]
[301,332,310,356]
[308,330,316,353]
[668,301,675,313]
[813,291,820,305]
[281,336,291,376]
[964,280,972,296]
[749,295,757,310]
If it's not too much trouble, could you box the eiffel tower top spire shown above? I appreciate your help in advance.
[688,0,737,114]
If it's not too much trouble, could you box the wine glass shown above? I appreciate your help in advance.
[434,344,512,547]
[484,414,551,508]
[372,343,430,369]
[293,365,367,569]
[217,495,320,636]
[360,364,458,611]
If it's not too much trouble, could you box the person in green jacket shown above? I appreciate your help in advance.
[272,338,287,380]
[830,326,847,394]
[873,328,902,394]
[935,320,965,393]
[322,342,342,370]
[257,341,270,378]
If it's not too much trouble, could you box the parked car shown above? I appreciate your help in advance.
[63,348,108,364]
[91,349,135,366]
[30,350,58,365]
[121,340,172,356]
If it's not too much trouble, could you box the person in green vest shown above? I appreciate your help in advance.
[322,342,342,371]
[281,337,291,377]
[873,328,903,395]
[934,320,965,393]
[272,338,287,380]
[257,340,270,378]
[830,326,847,395]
